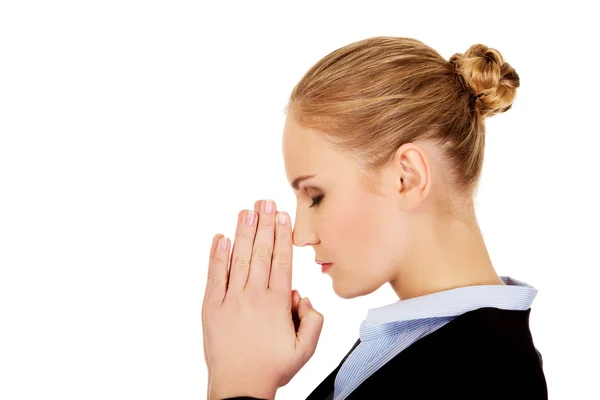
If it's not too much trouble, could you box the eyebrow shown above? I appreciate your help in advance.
[291,174,317,190]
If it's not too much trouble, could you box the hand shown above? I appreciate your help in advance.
[202,199,324,400]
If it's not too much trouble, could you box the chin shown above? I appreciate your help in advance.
[332,278,379,299]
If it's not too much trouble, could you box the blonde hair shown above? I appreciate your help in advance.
[285,36,519,202]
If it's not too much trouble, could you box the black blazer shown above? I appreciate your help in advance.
[226,307,548,400]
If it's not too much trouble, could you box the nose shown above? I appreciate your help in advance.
[292,210,319,247]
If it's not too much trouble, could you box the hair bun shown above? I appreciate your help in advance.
[449,44,520,118]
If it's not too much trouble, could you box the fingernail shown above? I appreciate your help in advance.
[245,211,256,225]
[304,297,312,308]
[220,237,229,250]
[263,199,274,214]
[278,212,286,224]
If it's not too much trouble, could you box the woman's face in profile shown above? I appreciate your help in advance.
[282,116,411,299]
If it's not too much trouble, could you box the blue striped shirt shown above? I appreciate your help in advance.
[332,276,538,400]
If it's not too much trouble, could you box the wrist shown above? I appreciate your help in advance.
[209,374,277,400]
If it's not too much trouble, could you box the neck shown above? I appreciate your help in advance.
[389,211,505,300]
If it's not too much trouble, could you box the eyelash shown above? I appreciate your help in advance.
[309,194,324,208]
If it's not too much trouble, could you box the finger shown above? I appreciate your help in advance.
[204,234,230,306]
[203,233,223,360]
[269,211,293,295]
[208,233,224,264]
[247,200,277,290]
[291,289,301,312]
[292,289,301,305]
[203,233,223,305]
[227,209,258,291]
[296,298,324,363]
[291,290,301,331]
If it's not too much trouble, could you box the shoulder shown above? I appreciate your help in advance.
[347,308,548,399]
[400,308,546,379]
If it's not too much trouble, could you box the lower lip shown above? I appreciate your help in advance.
[321,263,333,273]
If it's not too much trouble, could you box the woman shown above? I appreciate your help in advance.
[202,36,547,399]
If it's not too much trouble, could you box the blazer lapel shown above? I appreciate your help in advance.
[305,338,361,400]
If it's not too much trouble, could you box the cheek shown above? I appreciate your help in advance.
[323,195,386,262]
[323,196,394,298]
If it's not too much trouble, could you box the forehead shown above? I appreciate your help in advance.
[282,116,336,182]
[281,116,382,194]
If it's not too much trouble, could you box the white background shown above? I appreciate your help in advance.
[1,1,598,399]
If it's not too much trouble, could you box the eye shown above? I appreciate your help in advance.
[309,194,324,208]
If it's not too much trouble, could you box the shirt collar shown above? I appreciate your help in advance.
[362,276,538,326]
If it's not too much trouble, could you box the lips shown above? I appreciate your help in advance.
[321,263,333,273]
[316,260,333,274]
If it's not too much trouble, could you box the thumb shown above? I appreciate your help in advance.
[296,297,324,363]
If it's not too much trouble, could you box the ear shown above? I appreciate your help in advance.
[392,143,432,209]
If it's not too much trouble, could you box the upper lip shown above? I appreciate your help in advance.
[316,259,332,264]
